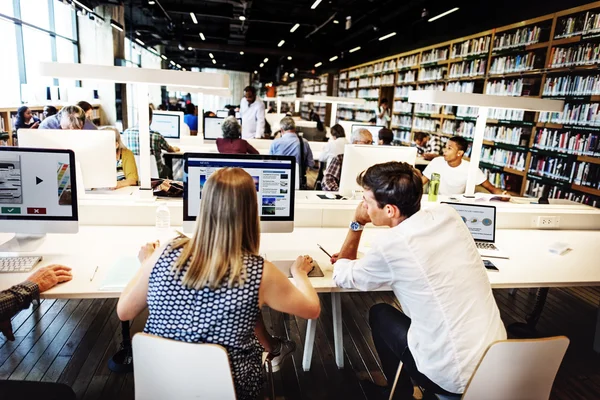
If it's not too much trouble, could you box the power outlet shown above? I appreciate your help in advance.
[532,216,560,228]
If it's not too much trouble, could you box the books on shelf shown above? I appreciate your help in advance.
[397,71,417,84]
[488,108,525,121]
[485,126,528,146]
[418,66,446,82]
[418,83,445,92]
[549,42,600,68]
[451,36,491,58]
[359,77,373,88]
[382,74,395,86]
[447,81,475,93]
[481,168,519,191]
[358,88,379,98]
[374,62,383,74]
[489,52,538,74]
[414,103,442,114]
[539,102,600,126]
[421,48,449,64]
[442,120,456,134]
[555,10,600,39]
[571,162,600,188]
[456,106,479,118]
[456,121,476,138]
[393,129,412,143]
[383,60,397,72]
[533,128,600,156]
[413,117,438,132]
[481,146,527,171]
[529,154,576,182]
[392,115,412,129]
[394,86,414,98]
[393,100,412,113]
[485,78,525,96]
[448,59,486,78]
[493,25,542,50]
[524,180,598,206]
[543,74,600,97]
[397,54,419,69]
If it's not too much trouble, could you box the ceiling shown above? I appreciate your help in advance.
[89,0,591,84]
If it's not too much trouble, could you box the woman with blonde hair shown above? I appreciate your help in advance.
[100,127,139,189]
[117,168,320,399]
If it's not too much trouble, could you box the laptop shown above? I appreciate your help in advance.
[442,202,509,259]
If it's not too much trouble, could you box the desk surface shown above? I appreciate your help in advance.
[0,226,598,299]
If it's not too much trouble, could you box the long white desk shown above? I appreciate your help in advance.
[0,226,599,371]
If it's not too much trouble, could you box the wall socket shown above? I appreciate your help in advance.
[532,216,561,228]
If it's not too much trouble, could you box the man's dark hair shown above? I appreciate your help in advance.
[378,128,394,145]
[450,136,469,153]
[76,101,93,113]
[244,86,256,95]
[330,124,346,139]
[356,162,422,218]
[184,103,196,115]
[413,131,430,142]
[380,98,388,105]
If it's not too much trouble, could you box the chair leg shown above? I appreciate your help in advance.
[508,287,549,338]
[508,288,517,296]
[388,361,404,400]
[108,320,134,373]
[332,293,344,369]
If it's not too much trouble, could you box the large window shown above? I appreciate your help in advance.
[20,0,49,30]
[0,20,21,106]
[22,26,53,87]
[53,0,75,40]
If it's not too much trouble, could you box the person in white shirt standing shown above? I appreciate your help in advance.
[240,86,266,139]
[421,136,505,195]
[376,98,391,128]
[331,161,506,399]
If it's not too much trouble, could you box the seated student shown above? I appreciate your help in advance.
[216,117,259,155]
[39,104,97,130]
[422,136,505,195]
[123,107,180,179]
[319,124,347,166]
[42,105,58,119]
[117,168,320,400]
[204,111,217,118]
[183,103,198,135]
[14,106,40,131]
[378,128,394,146]
[322,129,372,191]
[413,131,442,160]
[76,101,99,129]
[269,117,314,189]
[331,162,506,399]
[100,127,139,189]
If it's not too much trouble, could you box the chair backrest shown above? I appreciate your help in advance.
[133,155,160,178]
[462,336,569,400]
[132,333,236,400]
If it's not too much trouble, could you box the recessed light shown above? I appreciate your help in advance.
[333,20,339,24]
[278,40,285,47]
[199,32,206,41]
[169,60,175,65]
[378,32,396,41]
[329,56,338,61]
[240,51,244,55]
[290,73,295,78]
[311,0,322,9]
[161,55,167,60]
[428,7,459,22]
[190,12,197,24]
[314,62,322,67]
[290,23,300,33]
[148,0,155,5]
[212,59,216,64]
[288,56,292,60]
[254,70,258,74]
[239,15,246,21]
[135,38,145,46]
[264,58,269,63]
[209,53,214,58]
[349,46,361,53]
[260,63,264,67]
[187,47,192,51]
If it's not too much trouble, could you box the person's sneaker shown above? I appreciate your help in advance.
[267,337,296,372]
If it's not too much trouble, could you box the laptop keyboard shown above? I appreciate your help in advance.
[476,242,498,251]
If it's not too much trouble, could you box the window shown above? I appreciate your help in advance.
[22,26,53,87]
[0,2,13,16]
[56,38,77,87]
[0,20,20,106]
[53,0,75,40]
[20,0,50,30]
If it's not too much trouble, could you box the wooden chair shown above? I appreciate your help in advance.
[389,336,570,400]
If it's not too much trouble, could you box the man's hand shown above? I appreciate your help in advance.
[354,201,371,226]
[330,253,340,264]
[171,146,180,153]
[291,255,314,277]
[138,241,160,263]
[26,265,72,293]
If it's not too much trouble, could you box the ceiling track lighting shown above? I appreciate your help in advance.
[290,23,300,33]
[378,32,396,41]
[329,55,338,62]
[349,46,361,53]
[240,51,245,55]
[135,38,145,46]
[190,12,198,24]
[314,62,322,67]
[199,32,206,41]
[239,15,246,21]
[109,19,123,32]
[428,7,459,22]
[311,0,322,10]
[263,58,269,63]
[278,40,285,47]
[287,56,292,60]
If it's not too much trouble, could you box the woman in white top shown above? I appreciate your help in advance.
[376,98,391,128]
[319,124,347,165]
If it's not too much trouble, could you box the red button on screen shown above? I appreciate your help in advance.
[27,208,47,215]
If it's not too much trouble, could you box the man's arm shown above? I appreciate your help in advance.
[0,282,39,322]
[157,133,179,153]
[481,179,505,195]
[305,140,315,168]
[322,155,341,191]
[255,103,266,139]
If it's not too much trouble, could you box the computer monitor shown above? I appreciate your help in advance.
[216,110,229,118]
[183,153,295,233]
[351,124,385,145]
[0,147,78,250]
[151,110,183,139]
[338,144,418,196]
[203,116,243,140]
[18,129,116,190]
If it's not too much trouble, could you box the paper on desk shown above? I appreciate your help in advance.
[99,256,140,291]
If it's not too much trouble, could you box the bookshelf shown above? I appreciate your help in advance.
[337,2,600,207]
[300,74,330,124]
[275,82,298,113]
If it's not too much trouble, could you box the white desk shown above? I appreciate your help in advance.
[0,226,599,371]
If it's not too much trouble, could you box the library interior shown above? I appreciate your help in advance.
[1,0,600,399]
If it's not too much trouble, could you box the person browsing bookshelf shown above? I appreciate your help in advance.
[421,136,505,195]
[376,98,391,128]
[322,129,373,192]
[216,117,260,155]
[413,131,442,160]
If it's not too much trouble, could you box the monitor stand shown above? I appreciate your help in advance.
[0,234,47,252]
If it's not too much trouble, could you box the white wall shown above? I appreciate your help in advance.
[197,68,250,112]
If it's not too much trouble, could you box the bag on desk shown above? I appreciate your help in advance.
[151,179,184,198]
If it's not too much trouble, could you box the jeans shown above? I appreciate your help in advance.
[369,303,460,399]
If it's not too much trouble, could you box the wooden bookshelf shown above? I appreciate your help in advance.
[336,1,600,207]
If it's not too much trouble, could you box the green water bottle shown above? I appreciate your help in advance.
[428,173,440,202]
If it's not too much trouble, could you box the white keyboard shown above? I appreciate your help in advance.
[0,256,42,273]
[476,242,498,251]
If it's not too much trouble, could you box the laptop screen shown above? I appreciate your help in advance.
[442,202,496,243]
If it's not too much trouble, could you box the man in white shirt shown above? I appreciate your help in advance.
[376,98,391,128]
[240,86,266,139]
[422,136,504,195]
[331,161,506,398]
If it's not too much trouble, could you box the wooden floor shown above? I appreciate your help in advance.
[2,287,600,399]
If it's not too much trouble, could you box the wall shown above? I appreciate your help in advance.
[198,68,250,112]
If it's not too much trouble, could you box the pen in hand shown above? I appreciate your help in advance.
[317,244,332,258]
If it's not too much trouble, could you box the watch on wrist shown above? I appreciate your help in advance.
[349,221,364,231]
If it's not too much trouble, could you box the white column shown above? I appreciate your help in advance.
[137,84,152,196]
[330,102,338,128]
[276,98,282,114]
[465,106,488,196]
[197,92,204,137]
[295,100,300,114]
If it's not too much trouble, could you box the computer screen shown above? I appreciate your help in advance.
[0,147,78,226]
[151,111,182,139]
[442,202,496,243]
[351,124,385,144]
[183,153,295,233]
[203,116,243,140]
[216,110,229,118]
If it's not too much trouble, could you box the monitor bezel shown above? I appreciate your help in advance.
[441,202,497,243]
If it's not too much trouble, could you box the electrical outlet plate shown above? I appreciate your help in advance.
[531,216,561,228]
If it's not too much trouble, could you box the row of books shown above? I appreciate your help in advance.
[455,121,476,138]
[481,147,527,171]
[451,36,491,59]
[539,102,600,126]
[529,154,578,182]
[447,81,475,93]
[382,60,397,73]
[418,67,446,82]
[422,48,449,64]
[448,59,486,78]
[394,86,414,98]
[397,71,417,84]
[481,168,518,191]
[489,52,538,74]
[485,79,524,96]
[488,108,526,121]
[571,162,600,189]
[419,83,445,92]
[549,43,600,68]
[398,54,419,69]
[554,11,600,39]
[493,26,543,51]
[484,125,528,145]
[542,74,600,97]
[524,181,598,206]
[358,88,379,98]
[442,120,456,135]
[532,128,600,156]
[415,103,442,114]
[381,74,395,86]
[393,129,412,143]
[392,115,412,129]
[358,77,374,88]
[413,117,438,132]
[393,101,412,113]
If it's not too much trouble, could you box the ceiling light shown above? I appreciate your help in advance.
[170,61,175,65]
[254,70,258,74]
[260,63,264,67]
[428,7,459,22]
[212,59,216,64]
[311,0,322,9]
[314,62,322,67]
[290,23,300,33]
[110,20,123,32]
[378,32,396,41]
[239,15,246,21]
[288,56,292,60]
[149,47,159,56]
[278,40,285,47]
[147,0,155,4]
[264,58,269,63]
[199,32,206,41]
[329,55,338,61]
[182,68,186,71]
[209,53,214,58]
[73,0,94,13]
[187,47,192,51]
[190,12,198,24]
[349,46,361,53]
[240,51,244,55]
[135,38,145,46]
[176,64,181,68]
[161,55,167,60]
[290,73,295,78]
[333,20,339,24]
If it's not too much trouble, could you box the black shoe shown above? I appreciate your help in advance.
[108,344,133,373]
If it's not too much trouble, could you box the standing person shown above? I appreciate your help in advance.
[183,103,198,135]
[39,104,97,130]
[319,124,347,166]
[376,98,391,128]
[331,162,506,399]
[269,117,314,189]
[117,168,320,400]
[322,129,373,191]
[240,86,266,139]
[378,128,394,146]
[216,117,259,155]
[14,106,40,131]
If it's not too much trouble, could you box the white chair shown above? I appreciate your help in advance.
[132,333,236,400]
[134,155,160,178]
[390,336,570,400]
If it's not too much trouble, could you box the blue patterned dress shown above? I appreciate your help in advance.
[144,244,265,399]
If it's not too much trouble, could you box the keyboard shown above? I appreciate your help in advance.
[0,256,42,273]
[475,242,498,251]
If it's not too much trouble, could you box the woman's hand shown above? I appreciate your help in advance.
[138,241,160,263]
[291,255,314,277]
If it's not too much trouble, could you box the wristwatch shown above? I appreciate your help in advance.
[349,221,364,232]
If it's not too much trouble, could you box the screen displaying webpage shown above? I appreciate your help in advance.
[151,113,180,138]
[446,203,495,241]
[0,150,75,219]
[204,117,243,140]
[186,156,293,219]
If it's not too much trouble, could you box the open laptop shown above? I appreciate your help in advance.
[442,202,509,259]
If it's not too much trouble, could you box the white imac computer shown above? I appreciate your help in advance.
[203,116,243,140]
[183,153,296,233]
[338,144,418,196]
[18,129,116,191]
[351,124,385,145]
[151,110,184,139]
[0,147,78,251]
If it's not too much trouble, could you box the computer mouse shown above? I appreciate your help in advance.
[325,193,337,199]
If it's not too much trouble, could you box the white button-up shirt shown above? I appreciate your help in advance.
[240,97,266,139]
[333,205,506,394]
